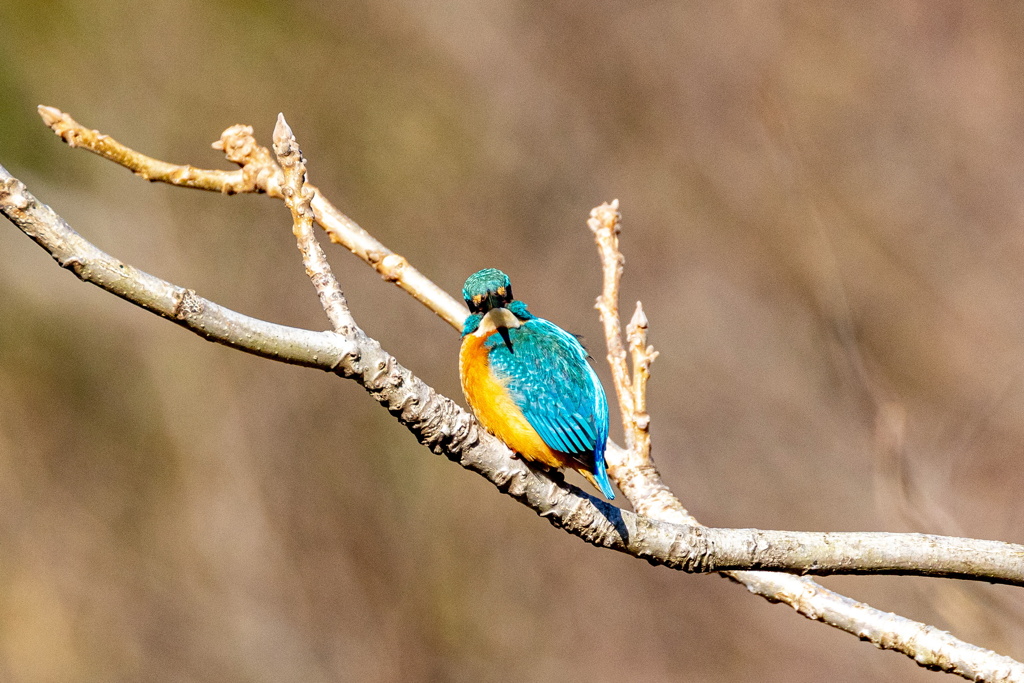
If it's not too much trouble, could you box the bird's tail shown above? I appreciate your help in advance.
[580,452,615,500]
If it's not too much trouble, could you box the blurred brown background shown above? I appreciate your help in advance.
[2,1,1024,681]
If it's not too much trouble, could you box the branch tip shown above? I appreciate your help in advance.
[37,105,63,128]
[628,301,648,331]
[273,113,294,148]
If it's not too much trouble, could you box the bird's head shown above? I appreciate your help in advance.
[463,268,514,315]
[461,268,532,339]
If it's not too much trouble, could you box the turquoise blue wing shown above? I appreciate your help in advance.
[485,318,614,498]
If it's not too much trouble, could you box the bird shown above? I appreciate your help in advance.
[459,268,615,499]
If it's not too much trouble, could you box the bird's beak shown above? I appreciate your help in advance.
[481,307,521,331]
[475,307,522,353]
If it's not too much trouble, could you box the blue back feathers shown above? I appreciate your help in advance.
[485,310,614,499]
[461,268,615,499]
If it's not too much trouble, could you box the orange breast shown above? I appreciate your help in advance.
[460,332,567,469]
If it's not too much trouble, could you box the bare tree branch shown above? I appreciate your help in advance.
[588,204,1024,681]
[37,105,468,329]
[4,164,1023,584]
[11,110,1024,680]
[272,113,356,336]
[589,200,637,447]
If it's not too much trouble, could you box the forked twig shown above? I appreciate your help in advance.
[38,105,468,329]
[585,201,1024,683]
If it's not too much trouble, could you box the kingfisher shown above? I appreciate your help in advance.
[459,268,615,499]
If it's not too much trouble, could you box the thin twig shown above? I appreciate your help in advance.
[38,106,262,195]
[272,113,356,335]
[588,201,635,448]
[626,302,658,469]
[590,202,678,521]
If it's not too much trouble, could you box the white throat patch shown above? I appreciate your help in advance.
[474,307,523,337]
